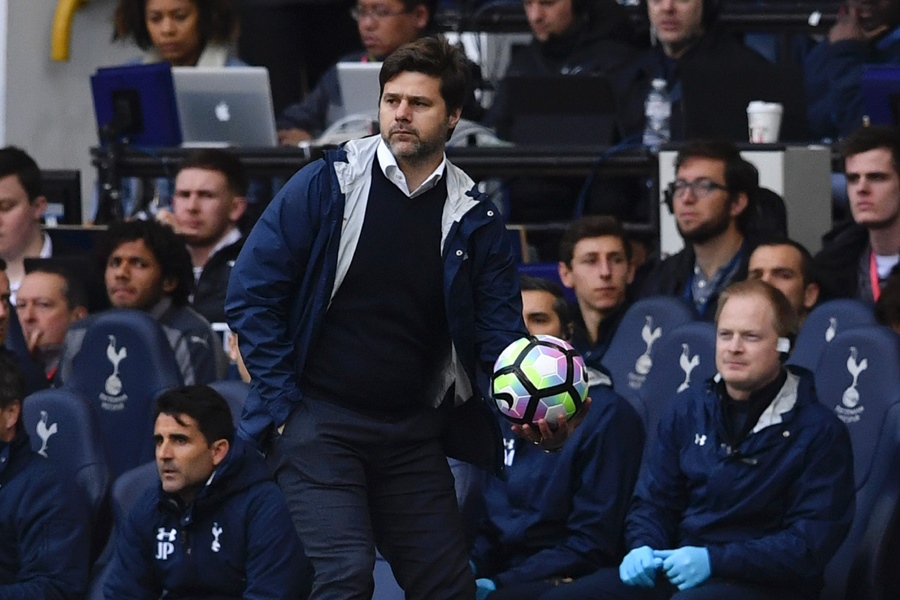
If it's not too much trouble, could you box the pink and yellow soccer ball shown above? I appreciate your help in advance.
[491,335,589,425]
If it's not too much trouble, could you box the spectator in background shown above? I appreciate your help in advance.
[0,146,48,303]
[558,216,635,372]
[640,140,758,320]
[614,0,770,140]
[470,275,642,600]
[543,280,855,600]
[815,125,900,303]
[113,0,244,67]
[164,149,247,324]
[16,265,89,382]
[0,260,9,346]
[483,0,640,139]
[804,0,900,140]
[746,238,820,325]
[105,385,308,599]
[0,351,91,599]
[59,219,225,385]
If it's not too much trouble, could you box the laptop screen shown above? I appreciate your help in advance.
[502,74,618,147]
[172,67,278,147]
[91,62,182,147]
[337,62,383,117]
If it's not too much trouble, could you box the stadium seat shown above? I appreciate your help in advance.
[815,325,900,600]
[59,309,183,479]
[209,379,250,427]
[21,387,112,561]
[634,321,717,450]
[788,299,877,372]
[600,296,695,410]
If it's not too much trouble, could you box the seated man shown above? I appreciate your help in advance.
[543,279,854,600]
[60,220,225,385]
[105,385,308,598]
[558,216,635,371]
[639,140,758,320]
[470,274,644,600]
[169,148,248,324]
[815,125,900,303]
[277,0,435,144]
[0,351,90,598]
[16,263,89,382]
[746,238,819,325]
[804,0,900,140]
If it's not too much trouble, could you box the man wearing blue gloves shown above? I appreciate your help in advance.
[540,279,855,600]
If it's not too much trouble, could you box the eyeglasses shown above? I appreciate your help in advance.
[350,5,411,20]
[668,178,729,200]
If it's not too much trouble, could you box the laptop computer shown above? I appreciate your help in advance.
[336,62,383,117]
[171,66,278,147]
[862,65,900,127]
[502,74,618,147]
[679,61,811,142]
[91,62,182,147]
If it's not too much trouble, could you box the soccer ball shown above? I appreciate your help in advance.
[491,335,589,425]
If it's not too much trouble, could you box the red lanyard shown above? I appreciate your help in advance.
[870,250,882,302]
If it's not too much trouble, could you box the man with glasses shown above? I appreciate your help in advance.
[276,0,436,145]
[640,140,760,320]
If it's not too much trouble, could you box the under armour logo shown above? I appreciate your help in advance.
[211,523,223,553]
[155,528,177,560]
[694,434,707,446]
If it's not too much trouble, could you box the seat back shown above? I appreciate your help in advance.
[208,380,250,427]
[61,309,183,479]
[600,296,695,410]
[635,321,717,450]
[21,388,110,523]
[788,299,876,372]
[815,326,900,600]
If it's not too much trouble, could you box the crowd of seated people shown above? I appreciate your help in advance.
[4,0,900,595]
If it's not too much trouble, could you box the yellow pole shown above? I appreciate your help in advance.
[51,0,89,62]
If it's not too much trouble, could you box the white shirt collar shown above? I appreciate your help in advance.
[376,138,446,198]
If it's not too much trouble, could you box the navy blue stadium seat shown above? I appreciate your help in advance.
[60,309,183,479]
[209,380,250,427]
[815,325,900,600]
[635,321,717,451]
[788,299,877,372]
[22,388,110,522]
[600,296,695,410]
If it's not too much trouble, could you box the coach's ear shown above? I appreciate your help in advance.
[210,438,230,467]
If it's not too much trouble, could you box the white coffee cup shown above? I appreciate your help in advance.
[747,101,783,143]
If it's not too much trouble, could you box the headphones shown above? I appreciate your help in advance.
[663,182,676,213]
[777,337,791,354]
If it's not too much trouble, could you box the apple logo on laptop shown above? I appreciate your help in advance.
[215,101,231,122]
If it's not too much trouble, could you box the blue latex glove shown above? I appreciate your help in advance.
[475,578,496,600]
[619,545,663,587]
[657,546,711,590]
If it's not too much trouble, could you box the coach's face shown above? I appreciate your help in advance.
[380,70,460,167]
[155,412,228,503]
[715,292,782,400]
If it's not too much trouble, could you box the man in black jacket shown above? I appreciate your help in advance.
[171,149,247,324]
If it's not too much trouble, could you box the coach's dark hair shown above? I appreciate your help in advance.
[178,148,248,196]
[674,140,758,233]
[841,125,900,178]
[155,385,234,445]
[379,37,471,116]
[113,0,238,52]
[0,352,26,413]
[519,274,573,337]
[558,215,631,267]
[0,146,42,203]
[101,220,194,307]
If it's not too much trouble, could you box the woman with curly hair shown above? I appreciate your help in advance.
[113,0,244,67]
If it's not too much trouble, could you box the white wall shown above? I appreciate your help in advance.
[4,0,134,222]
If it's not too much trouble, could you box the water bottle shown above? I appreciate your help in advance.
[643,78,671,152]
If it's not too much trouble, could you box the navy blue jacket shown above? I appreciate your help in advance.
[470,377,644,587]
[226,136,526,473]
[804,25,900,140]
[104,438,306,600]
[626,369,854,599]
[0,430,90,599]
